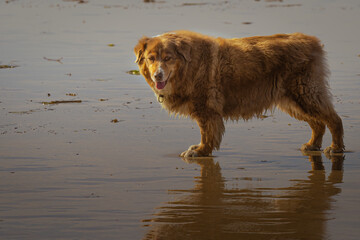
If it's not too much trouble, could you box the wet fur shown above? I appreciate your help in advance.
[134,30,344,157]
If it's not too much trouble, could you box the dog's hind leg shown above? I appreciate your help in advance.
[301,119,326,151]
[278,96,344,155]
[302,107,344,155]
[278,100,324,152]
[322,109,344,154]
[299,99,344,154]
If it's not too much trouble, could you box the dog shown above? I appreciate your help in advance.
[134,30,344,157]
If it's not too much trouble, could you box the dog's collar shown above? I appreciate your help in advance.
[158,94,165,103]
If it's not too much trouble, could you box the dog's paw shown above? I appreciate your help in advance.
[180,149,199,158]
[180,144,200,158]
[301,143,321,152]
[187,144,200,151]
[324,146,344,158]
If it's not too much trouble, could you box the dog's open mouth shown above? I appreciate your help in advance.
[155,80,167,90]
[155,71,171,90]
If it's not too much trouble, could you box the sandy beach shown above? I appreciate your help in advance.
[1,0,360,239]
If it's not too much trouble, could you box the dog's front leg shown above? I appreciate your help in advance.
[181,113,225,158]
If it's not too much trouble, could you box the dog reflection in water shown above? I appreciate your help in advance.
[142,154,344,240]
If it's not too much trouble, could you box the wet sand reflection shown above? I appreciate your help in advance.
[142,154,344,240]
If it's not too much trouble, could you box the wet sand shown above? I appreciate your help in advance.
[1,0,360,239]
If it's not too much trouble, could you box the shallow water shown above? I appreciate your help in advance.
[1,0,360,239]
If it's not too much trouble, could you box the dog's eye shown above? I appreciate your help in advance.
[163,56,172,62]
[148,56,155,63]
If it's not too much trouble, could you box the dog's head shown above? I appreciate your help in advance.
[134,32,191,92]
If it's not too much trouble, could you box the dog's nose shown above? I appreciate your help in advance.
[154,71,163,81]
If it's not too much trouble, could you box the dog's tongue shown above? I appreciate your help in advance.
[156,81,166,90]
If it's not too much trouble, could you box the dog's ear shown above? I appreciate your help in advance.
[134,36,149,64]
[176,40,192,62]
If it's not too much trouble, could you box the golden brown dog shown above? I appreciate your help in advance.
[134,30,344,157]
